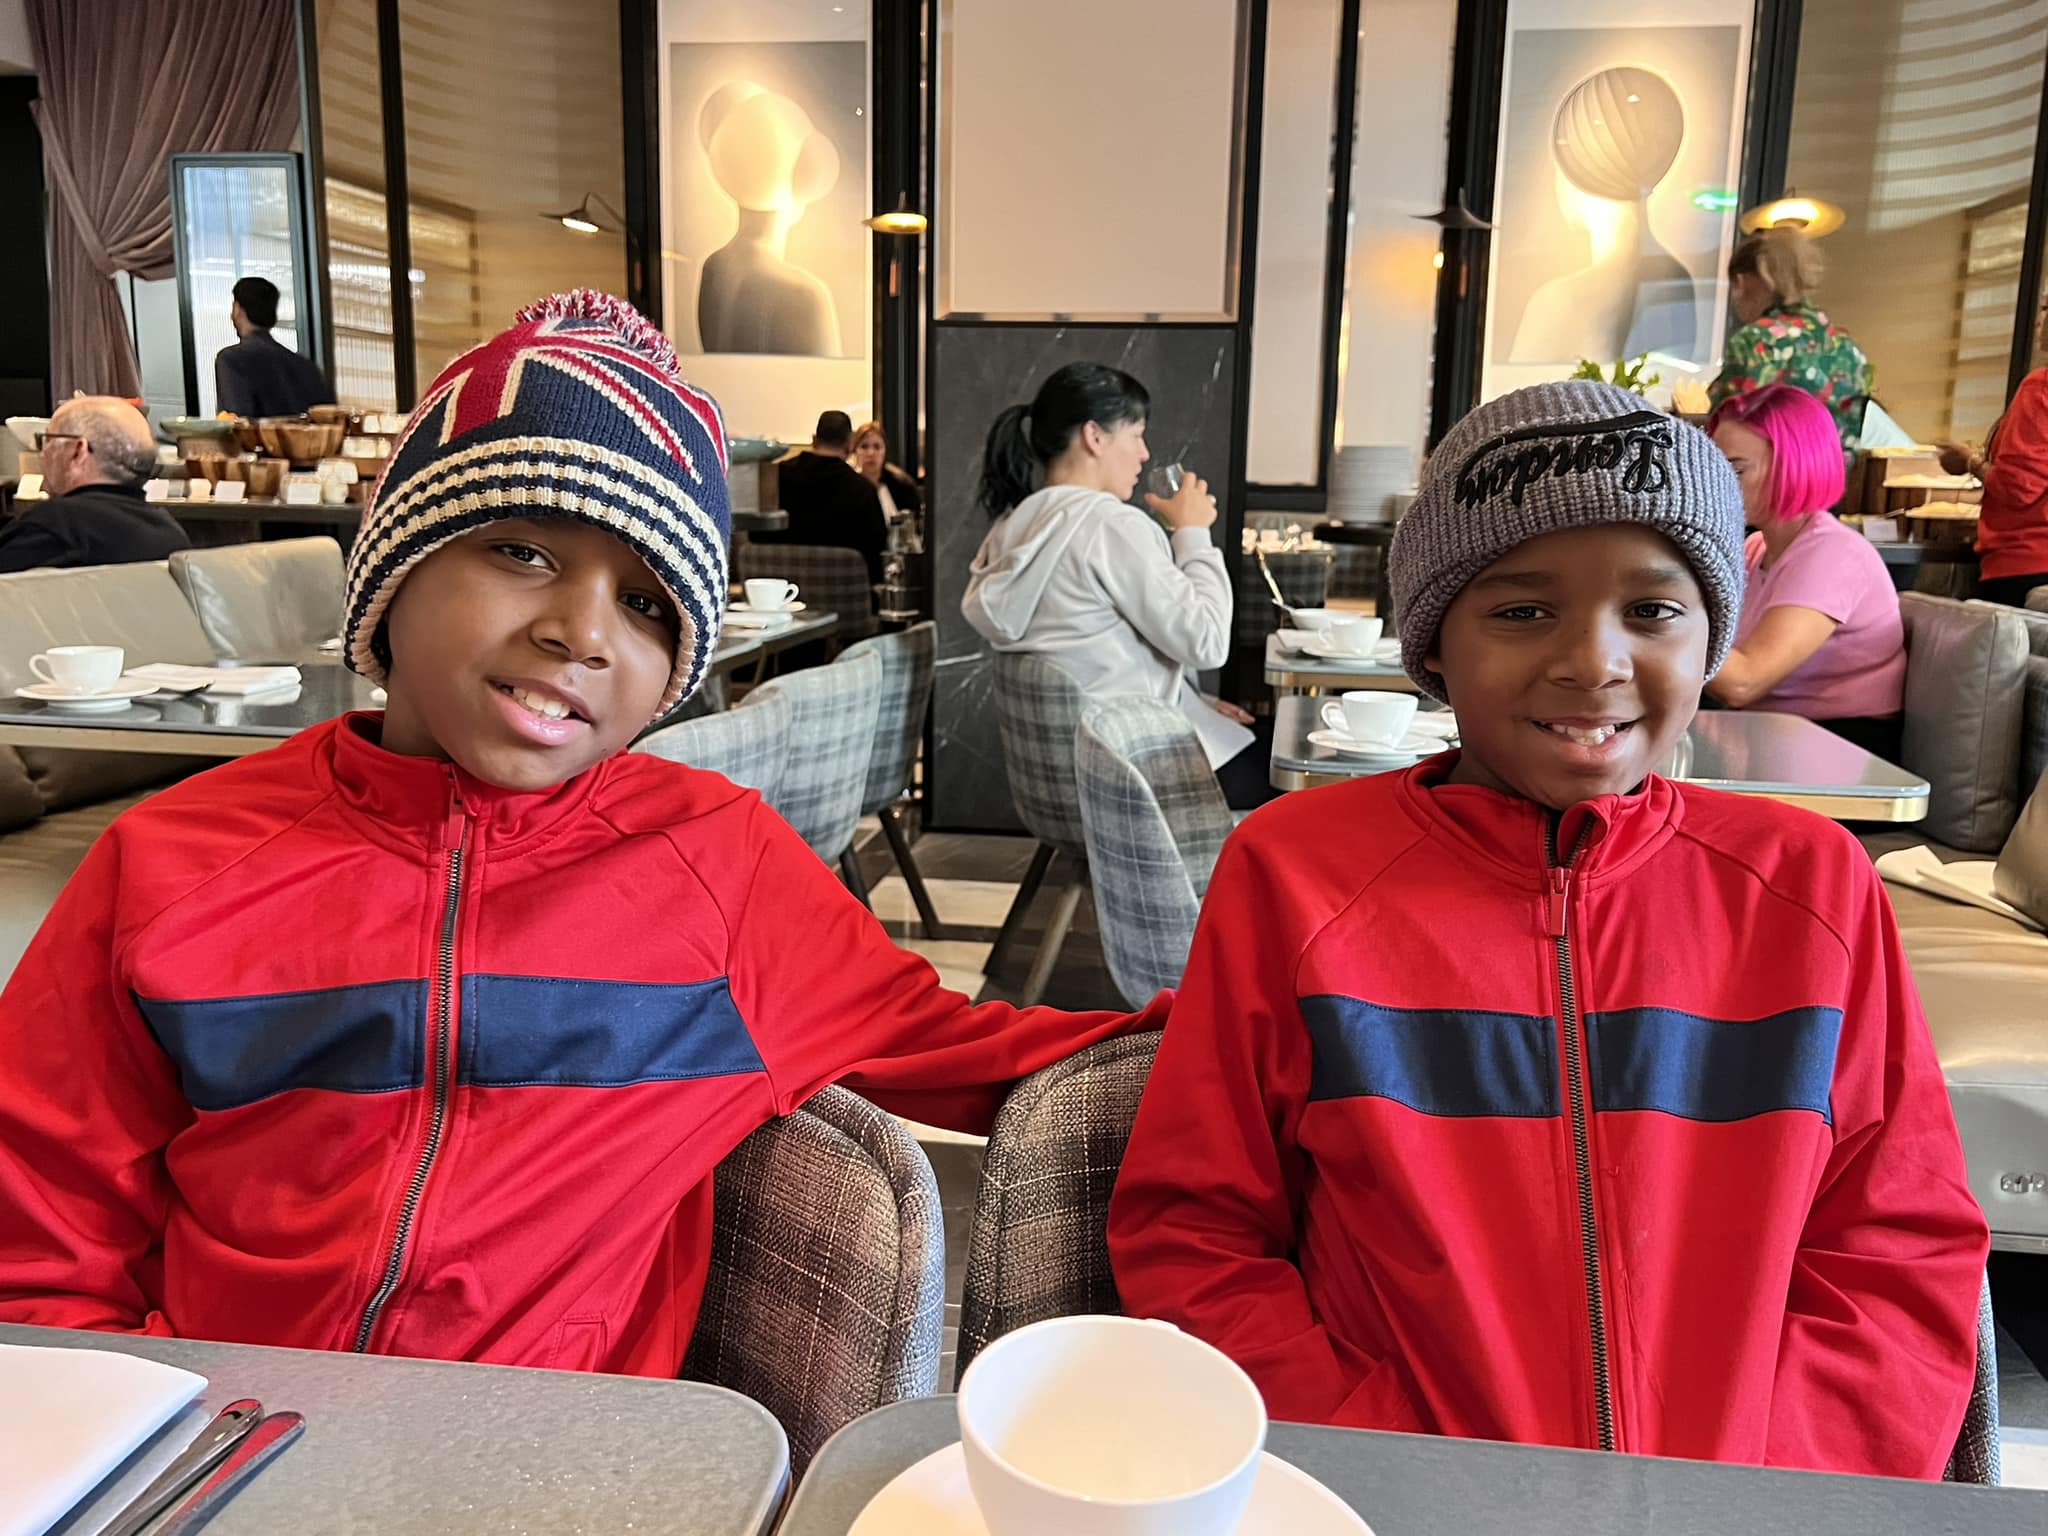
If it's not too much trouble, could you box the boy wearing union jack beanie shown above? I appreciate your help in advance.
[0,292,1161,1373]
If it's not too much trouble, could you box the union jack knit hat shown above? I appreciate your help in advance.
[343,289,730,715]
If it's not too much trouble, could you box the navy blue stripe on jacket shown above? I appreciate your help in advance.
[1302,994,1842,1124]
[1586,1005,1841,1124]
[136,980,427,1112]
[1302,995,1559,1118]
[135,974,765,1110]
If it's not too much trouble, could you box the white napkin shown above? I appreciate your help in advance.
[1875,845,2045,932]
[1179,679,1254,770]
[124,665,303,697]
[0,1343,205,1536]
[722,612,796,631]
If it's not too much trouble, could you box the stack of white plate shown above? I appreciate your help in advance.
[1329,444,1416,525]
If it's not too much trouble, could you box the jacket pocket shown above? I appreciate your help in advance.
[1331,1356,1429,1434]
[546,1314,611,1373]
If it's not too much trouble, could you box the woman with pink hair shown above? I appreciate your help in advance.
[1705,383,1906,757]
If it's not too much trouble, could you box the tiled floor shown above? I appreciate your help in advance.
[853,816,2048,1484]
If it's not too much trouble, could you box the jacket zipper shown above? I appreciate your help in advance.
[351,782,469,1352]
[1546,818,1614,1452]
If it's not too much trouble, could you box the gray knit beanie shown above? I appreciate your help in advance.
[1390,380,1744,703]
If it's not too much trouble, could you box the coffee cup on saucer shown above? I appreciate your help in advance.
[1319,690,1416,746]
[742,577,800,611]
[1321,617,1383,656]
[957,1315,1266,1536]
[29,645,125,695]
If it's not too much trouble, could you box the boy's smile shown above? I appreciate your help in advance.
[378,517,685,790]
[1429,524,1710,810]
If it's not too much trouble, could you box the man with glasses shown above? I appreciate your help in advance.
[0,397,189,573]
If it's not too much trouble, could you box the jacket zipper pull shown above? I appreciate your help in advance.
[1545,866,1571,938]
[443,767,466,850]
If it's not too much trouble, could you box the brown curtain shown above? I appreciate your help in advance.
[28,0,300,399]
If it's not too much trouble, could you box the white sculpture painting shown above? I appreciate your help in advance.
[1508,66,1697,364]
[695,81,844,358]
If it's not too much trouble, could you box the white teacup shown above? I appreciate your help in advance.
[1320,616,1384,656]
[958,1316,1266,1536]
[30,645,124,695]
[742,578,799,611]
[1286,607,1344,632]
[1320,690,1417,746]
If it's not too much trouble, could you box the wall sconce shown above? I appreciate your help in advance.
[541,192,625,235]
[863,192,928,235]
[1739,193,1844,239]
[1415,189,1495,231]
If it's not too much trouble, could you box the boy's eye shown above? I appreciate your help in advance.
[623,591,672,624]
[1492,604,1548,622]
[495,542,548,567]
[1630,601,1684,622]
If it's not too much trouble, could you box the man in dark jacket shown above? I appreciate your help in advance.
[214,276,335,420]
[752,410,888,589]
[0,397,189,573]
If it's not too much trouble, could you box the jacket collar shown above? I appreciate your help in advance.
[1396,750,1682,889]
[325,712,606,851]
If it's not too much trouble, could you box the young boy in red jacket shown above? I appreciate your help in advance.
[0,292,1160,1372]
[1109,381,1987,1478]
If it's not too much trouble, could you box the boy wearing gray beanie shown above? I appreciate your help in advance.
[1112,382,1983,1477]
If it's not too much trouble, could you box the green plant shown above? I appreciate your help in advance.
[1570,354,1663,395]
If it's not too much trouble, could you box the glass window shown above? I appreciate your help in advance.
[1783,0,2048,441]
[314,0,396,410]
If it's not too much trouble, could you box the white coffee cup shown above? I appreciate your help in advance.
[1286,607,1344,632]
[1322,616,1384,656]
[1320,690,1417,746]
[30,645,125,695]
[742,578,799,611]
[958,1316,1267,1536]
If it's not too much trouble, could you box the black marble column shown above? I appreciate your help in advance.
[928,323,1239,832]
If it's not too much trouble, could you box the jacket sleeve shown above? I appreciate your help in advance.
[214,349,253,420]
[725,800,1166,1132]
[1093,516,1233,673]
[0,832,187,1332]
[0,514,69,576]
[1107,834,1424,1431]
[1766,868,1989,1477]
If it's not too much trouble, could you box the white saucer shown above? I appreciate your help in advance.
[17,682,161,713]
[1300,636,1400,663]
[729,600,807,615]
[1406,713,1460,741]
[847,1442,1371,1536]
[1308,727,1449,763]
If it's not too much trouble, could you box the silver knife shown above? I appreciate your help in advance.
[151,1411,305,1536]
[99,1399,263,1536]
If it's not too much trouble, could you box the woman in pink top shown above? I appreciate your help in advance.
[1705,383,1907,758]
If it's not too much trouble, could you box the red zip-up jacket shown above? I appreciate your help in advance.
[1980,368,2048,584]
[0,714,1160,1371]
[1109,756,1986,1478]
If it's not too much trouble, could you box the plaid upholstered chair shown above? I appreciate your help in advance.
[741,647,882,868]
[634,687,790,801]
[954,1031,1160,1384]
[735,543,878,643]
[989,651,1094,1006]
[1075,700,1234,1008]
[1946,1274,2002,1484]
[684,1085,944,1477]
[835,622,942,933]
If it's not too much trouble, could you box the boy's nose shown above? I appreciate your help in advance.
[531,583,616,668]
[1547,615,1632,691]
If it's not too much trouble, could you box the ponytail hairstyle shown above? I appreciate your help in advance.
[977,361,1151,519]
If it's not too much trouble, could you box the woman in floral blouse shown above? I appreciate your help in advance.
[1709,229,1874,456]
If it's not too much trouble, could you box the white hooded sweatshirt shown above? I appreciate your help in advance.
[961,484,1249,766]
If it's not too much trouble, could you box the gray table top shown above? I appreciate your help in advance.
[1271,696,1931,820]
[2,1324,789,1536]
[1264,633,1415,692]
[775,1397,2042,1536]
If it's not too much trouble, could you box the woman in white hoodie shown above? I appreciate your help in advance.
[961,362,1263,802]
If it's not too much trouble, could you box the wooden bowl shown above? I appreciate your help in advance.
[307,403,348,426]
[184,454,231,484]
[243,458,287,498]
[229,419,263,452]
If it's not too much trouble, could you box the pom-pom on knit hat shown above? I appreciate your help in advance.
[1389,380,1745,703]
[343,289,731,716]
